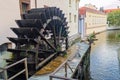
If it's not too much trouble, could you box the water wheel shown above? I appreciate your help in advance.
[7,7,69,76]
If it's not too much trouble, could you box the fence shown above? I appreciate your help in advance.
[0,58,28,80]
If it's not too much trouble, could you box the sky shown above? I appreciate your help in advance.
[79,0,120,9]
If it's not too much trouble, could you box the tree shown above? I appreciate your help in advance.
[107,10,120,27]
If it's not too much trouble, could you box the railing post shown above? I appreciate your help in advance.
[24,58,28,80]
[65,62,67,77]
[4,70,8,80]
[49,76,52,80]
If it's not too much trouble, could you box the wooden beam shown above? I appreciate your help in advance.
[39,32,57,51]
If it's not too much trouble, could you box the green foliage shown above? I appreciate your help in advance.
[107,10,120,26]
[87,33,96,40]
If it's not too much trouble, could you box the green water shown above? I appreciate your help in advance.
[90,30,120,80]
[0,51,12,68]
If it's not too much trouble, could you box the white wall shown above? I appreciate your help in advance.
[31,0,79,37]
[31,0,35,8]
[34,0,68,20]
[0,0,21,44]
[0,0,80,45]
[68,0,79,36]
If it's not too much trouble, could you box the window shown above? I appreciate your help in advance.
[69,13,71,22]
[69,0,71,7]
[22,3,29,14]
[19,0,30,17]
[74,15,76,22]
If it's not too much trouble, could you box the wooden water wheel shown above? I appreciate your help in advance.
[7,7,69,76]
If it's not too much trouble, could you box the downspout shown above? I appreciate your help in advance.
[35,0,37,8]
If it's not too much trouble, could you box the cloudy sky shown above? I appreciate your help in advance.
[79,0,120,9]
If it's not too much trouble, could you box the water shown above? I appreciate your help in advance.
[0,51,12,67]
[90,30,120,80]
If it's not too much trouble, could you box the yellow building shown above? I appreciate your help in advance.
[79,5,107,37]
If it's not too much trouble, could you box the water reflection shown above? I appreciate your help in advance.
[107,30,120,72]
[107,30,120,42]
[90,30,120,80]
[117,47,120,73]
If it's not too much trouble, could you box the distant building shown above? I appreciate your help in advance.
[79,6,107,38]
[84,3,97,10]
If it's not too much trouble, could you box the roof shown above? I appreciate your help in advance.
[79,7,106,15]
[104,8,120,13]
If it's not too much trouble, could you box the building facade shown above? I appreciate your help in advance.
[0,0,80,44]
[0,0,31,44]
[79,5,107,38]
[31,0,80,39]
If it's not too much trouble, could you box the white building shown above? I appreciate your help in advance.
[0,0,20,44]
[0,0,31,44]
[31,0,80,39]
[0,0,80,44]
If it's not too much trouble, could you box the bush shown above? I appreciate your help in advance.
[107,10,120,27]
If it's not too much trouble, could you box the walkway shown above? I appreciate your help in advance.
[29,42,89,80]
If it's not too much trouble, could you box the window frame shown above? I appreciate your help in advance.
[19,0,30,17]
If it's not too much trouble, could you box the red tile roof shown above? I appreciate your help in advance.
[104,9,120,13]
[79,7,106,15]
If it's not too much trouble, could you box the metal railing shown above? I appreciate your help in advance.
[71,46,91,80]
[0,58,28,80]
[49,48,80,80]
[49,45,91,80]
[49,60,78,80]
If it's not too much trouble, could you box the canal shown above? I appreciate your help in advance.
[90,30,120,80]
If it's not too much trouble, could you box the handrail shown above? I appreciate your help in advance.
[49,60,78,80]
[0,58,28,80]
[49,44,90,80]
[50,75,78,80]
[49,48,79,80]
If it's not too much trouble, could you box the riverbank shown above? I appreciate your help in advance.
[107,26,120,30]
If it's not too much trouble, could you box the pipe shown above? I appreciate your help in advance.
[35,0,37,8]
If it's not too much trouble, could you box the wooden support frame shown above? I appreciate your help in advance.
[0,58,28,80]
